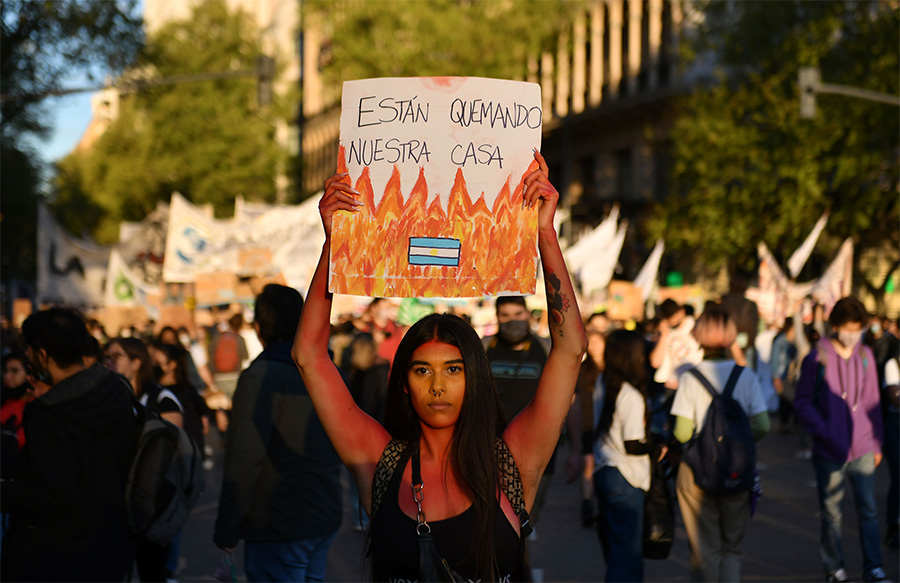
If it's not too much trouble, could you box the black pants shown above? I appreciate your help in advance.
[135,537,171,582]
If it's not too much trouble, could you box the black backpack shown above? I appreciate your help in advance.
[683,365,756,495]
[126,398,205,545]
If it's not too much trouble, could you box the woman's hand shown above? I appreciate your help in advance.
[320,173,363,237]
[523,150,559,232]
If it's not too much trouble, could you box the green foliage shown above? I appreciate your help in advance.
[308,0,583,82]
[650,1,899,281]
[53,0,286,243]
[0,0,143,282]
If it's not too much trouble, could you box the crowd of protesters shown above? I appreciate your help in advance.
[0,286,897,583]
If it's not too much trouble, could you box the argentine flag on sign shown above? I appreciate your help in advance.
[408,237,461,267]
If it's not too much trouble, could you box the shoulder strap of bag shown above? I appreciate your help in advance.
[371,438,408,516]
[721,365,744,400]
[496,438,533,537]
[687,365,743,400]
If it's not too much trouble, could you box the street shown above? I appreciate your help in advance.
[177,428,898,582]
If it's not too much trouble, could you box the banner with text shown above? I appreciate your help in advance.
[163,193,324,292]
[331,77,543,297]
[36,204,110,307]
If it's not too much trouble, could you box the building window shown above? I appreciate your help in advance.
[614,148,634,200]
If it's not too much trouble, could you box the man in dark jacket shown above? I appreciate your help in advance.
[2,307,136,582]
[214,284,342,582]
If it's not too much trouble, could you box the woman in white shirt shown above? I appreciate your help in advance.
[593,329,665,582]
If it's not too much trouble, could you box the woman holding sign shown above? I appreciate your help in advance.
[293,150,586,582]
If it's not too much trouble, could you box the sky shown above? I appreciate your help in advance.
[41,91,95,164]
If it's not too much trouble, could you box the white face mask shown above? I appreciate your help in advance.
[837,330,863,348]
[870,323,882,336]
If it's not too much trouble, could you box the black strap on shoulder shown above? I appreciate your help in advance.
[370,437,533,537]
[371,438,408,516]
[722,365,744,399]
[496,438,532,537]
[687,365,743,400]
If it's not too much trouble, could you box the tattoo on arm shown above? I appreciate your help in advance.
[545,272,571,337]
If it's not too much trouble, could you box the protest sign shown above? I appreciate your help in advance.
[331,77,543,297]
[607,280,644,321]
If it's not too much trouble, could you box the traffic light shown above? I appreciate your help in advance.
[798,67,820,119]
[256,55,275,107]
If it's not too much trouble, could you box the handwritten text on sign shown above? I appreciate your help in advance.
[332,77,542,298]
[340,77,542,207]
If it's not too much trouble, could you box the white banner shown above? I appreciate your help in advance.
[36,204,110,307]
[787,211,829,279]
[565,205,620,276]
[580,220,628,297]
[633,239,665,302]
[118,202,168,286]
[809,238,853,314]
[162,193,324,292]
[104,249,159,313]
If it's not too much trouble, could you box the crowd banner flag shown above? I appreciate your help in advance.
[332,77,543,298]
[36,204,110,307]
[104,249,159,313]
[580,220,628,298]
[787,211,829,279]
[564,205,620,276]
[117,202,168,286]
[163,193,325,291]
[633,239,665,302]
[809,238,853,314]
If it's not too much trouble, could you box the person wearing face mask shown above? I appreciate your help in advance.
[483,295,555,527]
[794,297,887,583]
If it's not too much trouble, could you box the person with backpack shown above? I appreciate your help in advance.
[794,297,888,583]
[670,304,770,583]
[2,308,137,582]
[105,337,187,582]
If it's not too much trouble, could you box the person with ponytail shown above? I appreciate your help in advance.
[292,150,586,582]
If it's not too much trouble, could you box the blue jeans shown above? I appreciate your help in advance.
[812,453,883,574]
[884,412,899,530]
[244,532,338,582]
[594,466,644,582]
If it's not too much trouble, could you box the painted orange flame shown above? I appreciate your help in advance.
[330,146,539,297]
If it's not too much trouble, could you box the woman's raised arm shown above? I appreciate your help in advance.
[504,151,588,507]
[292,174,391,509]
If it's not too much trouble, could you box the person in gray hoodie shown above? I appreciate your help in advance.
[794,297,886,583]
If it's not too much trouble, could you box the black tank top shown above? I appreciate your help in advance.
[369,448,524,582]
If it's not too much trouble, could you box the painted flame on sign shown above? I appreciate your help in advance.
[330,146,539,297]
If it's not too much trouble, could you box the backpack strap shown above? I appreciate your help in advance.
[371,438,408,516]
[496,438,533,537]
[687,365,743,400]
[722,366,744,399]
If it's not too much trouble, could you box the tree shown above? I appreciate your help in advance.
[0,0,142,282]
[308,0,583,83]
[649,1,899,306]
[53,0,286,243]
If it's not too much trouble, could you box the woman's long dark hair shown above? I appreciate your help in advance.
[596,329,647,440]
[152,341,190,389]
[111,337,156,397]
[383,313,506,581]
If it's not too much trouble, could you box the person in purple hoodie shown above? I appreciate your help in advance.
[794,297,887,583]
